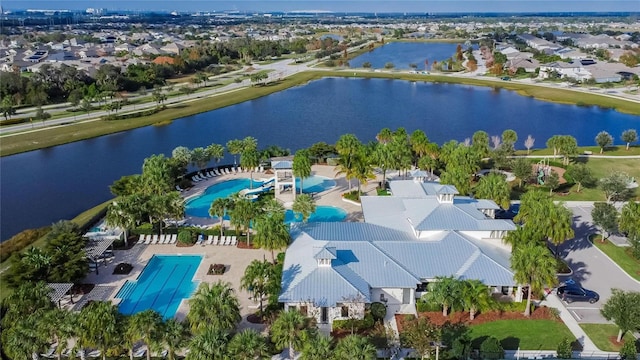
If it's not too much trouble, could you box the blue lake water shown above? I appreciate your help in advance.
[1,77,638,240]
[350,42,474,69]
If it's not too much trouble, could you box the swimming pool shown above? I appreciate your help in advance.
[185,176,336,218]
[285,206,347,223]
[115,255,201,319]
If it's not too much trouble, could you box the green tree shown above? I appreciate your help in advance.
[209,197,233,237]
[441,166,472,196]
[271,309,307,360]
[502,129,518,149]
[591,202,619,240]
[206,143,225,165]
[171,146,192,169]
[511,243,557,316]
[546,170,560,195]
[565,164,594,193]
[619,202,640,258]
[335,134,363,191]
[512,157,532,188]
[595,131,614,154]
[2,315,49,360]
[1,281,54,325]
[41,308,77,360]
[547,204,575,257]
[187,281,241,333]
[105,199,137,247]
[621,129,638,151]
[410,129,431,162]
[474,173,511,209]
[152,88,167,108]
[556,338,573,359]
[240,148,260,189]
[226,139,245,167]
[401,317,437,360]
[480,336,504,360]
[161,319,189,360]
[300,333,333,360]
[78,301,122,360]
[1,95,16,120]
[334,334,377,360]
[425,276,462,316]
[600,172,632,202]
[601,289,640,343]
[186,326,229,360]
[389,128,413,176]
[619,339,638,360]
[229,197,259,246]
[472,130,490,158]
[461,280,494,320]
[127,310,163,360]
[241,260,276,316]
[293,149,312,195]
[227,329,268,360]
[546,135,562,156]
[351,149,375,194]
[292,193,316,223]
[254,206,290,261]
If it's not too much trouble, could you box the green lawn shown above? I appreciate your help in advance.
[518,145,640,157]
[580,324,639,352]
[590,235,640,281]
[469,320,577,350]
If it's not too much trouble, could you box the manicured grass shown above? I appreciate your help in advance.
[519,145,640,157]
[589,234,640,282]
[469,320,577,350]
[580,324,639,352]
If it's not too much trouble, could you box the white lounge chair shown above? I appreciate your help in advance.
[230,236,237,246]
[134,348,146,358]
[151,235,159,244]
[195,235,204,245]
[208,171,216,177]
[204,172,212,178]
[176,185,183,192]
[144,235,152,244]
[259,166,264,172]
[225,236,232,246]
[138,234,145,244]
[170,234,177,244]
[214,169,221,176]
[163,235,171,244]
[212,235,219,245]
[159,234,165,244]
[191,175,200,182]
[205,235,213,245]
[87,350,101,358]
[224,168,231,175]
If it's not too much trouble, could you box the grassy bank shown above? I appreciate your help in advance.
[579,324,639,351]
[519,146,640,157]
[469,319,576,350]
[2,70,639,157]
[589,234,640,282]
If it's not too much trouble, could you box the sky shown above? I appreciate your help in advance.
[3,0,639,13]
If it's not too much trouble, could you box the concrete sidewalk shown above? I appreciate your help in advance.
[540,294,599,351]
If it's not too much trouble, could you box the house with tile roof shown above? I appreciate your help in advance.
[279,180,519,328]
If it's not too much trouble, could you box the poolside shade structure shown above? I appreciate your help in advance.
[85,237,115,275]
[409,169,439,182]
[47,283,74,308]
[271,156,297,204]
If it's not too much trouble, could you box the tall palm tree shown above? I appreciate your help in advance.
[206,143,225,166]
[242,136,258,152]
[229,197,259,246]
[241,260,275,316]
[2,315,49,360]
[390,128,412,177]
[209,197,233,237]
[162,319,189,360]
[425,276,462,316]
[105,199,137,247]
[254,212,290,261]
[546,204,575,257]
[335,152,357,192]
[300,333,333,360]
[227,329,269,360]
[410,129,431,163]
[190,147,211,176]
[502,226,540,250]
[240,148,260,189]
[42,308,77,360]
[78,301,122,360]
[371,141,393,186]
[186,326,229,360]
[128,310,163,360]
[376,128,393,145]
[333,334,377,360]
[187,281,241,333]
[271,309,307,360]
[292,149,312,196]
[474,173,511,209]
[461,280,493,320]
[352,149,375,195]
[2,281,54,325]
[226,139,245,168]
[511,243,557,317]
[292,193,316,223]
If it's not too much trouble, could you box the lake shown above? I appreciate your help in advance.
[349,41,474,69]
[1,77,638,240]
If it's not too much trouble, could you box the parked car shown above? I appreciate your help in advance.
[556,285,599,304]
[495,204,520,220]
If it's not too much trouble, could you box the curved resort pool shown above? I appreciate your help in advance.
[285,206,347,223]
[185,175,336,218]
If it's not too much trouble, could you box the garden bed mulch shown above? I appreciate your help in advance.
[396,307,558,334]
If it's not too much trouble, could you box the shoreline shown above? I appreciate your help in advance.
[1,70,639,157]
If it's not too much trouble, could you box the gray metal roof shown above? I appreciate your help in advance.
[278,266,369,307]
[458,255,516,286]
[292,222,412,242]
[410,169,430,178]
[314,246,337,260]
[271,160,293,169]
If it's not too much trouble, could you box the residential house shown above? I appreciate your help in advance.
[279,180,518,328]
[506,57,540,73]
[160,42,185,55]
[517,34,561,54]
[539,61,590,81]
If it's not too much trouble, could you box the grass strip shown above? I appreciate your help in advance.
[590,235,640,282]
[579,324,638,351]
[469,319,576,350]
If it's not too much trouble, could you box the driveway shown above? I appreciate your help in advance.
[556,203,640,323]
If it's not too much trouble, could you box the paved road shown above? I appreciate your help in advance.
[556,203,640,324]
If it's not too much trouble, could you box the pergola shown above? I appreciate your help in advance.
[85,237,115,275]
[47,282,74,308]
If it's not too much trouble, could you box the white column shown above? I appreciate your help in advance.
[515,285,523,302]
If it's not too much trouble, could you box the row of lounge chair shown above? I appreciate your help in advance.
[197,235,237,246]
[138,234,177,245]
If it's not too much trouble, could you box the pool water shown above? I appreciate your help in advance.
[115,255,201,319]
[285,206,347,223]
[185,176,336,218]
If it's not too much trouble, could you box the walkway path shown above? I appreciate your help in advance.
[539,295,599,351]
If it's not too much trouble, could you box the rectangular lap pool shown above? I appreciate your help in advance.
[115,255,202,319]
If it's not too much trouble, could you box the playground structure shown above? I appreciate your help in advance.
[239,177,275,200]
[535,158,552,185]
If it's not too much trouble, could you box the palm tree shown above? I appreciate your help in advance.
[42,308,77,360]
[300,333,333,360]
[227,329,268,360]
[186,326,229,360]
[410,129,431,163]
[335,134,363,191]
[162,319,189,360]
[292,193,316,223]
[390,128,413,177]
[3,315,49,360]
[511,243,557,317]
[376,128,393,145]
[293,149,312,196]
[461,280,493,320]
[546,204,575,257]
[352,149,375,195]
[105,199,137,247]
[503,225,541,250]
[128,310,163,360]
[254,212,290,261]
[187,281,241,333]
[335,152,358,192]
[206,143,225,165]
[78,301,122,360]
[371,141,392,186]
[474,173,511,209]
[425,276,462,316]
[333,334,377,360]
[226,139,244,168]
[271,309,307,360]
[241,260,274,316]
[229,197,259,246]
[190,147,211,176]
[2,281,54,324]
[209,197,233,237]
[240,148,260,189]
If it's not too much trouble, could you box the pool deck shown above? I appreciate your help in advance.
[82,164,389,331]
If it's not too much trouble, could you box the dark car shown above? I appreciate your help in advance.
[495,204,520,220]
[556,285,599,304]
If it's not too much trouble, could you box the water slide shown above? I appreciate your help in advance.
[239,177,276,199]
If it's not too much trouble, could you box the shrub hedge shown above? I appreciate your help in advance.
[0,227,50,263]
